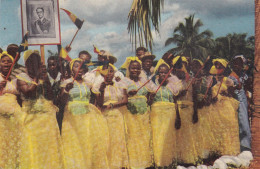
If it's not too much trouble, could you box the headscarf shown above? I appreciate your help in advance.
[100,51,117,63]
[173,56,188,73]
[70,58,83,71]
[0,51,14,62]
[23,50,39,64]
[96,63,116,76]
[181,56,189,64]
[210,58,228,75]
[192,59,203,66]
[154,59,170,73]
[140,52,156,61]
[121,56,142,77]
[234,55,246,63]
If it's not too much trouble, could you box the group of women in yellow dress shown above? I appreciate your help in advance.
[0,45,251,169]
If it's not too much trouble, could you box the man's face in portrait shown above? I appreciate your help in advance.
[36,8,44,19]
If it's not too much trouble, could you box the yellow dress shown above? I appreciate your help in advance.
[17,73,64,169]
[0,76,23,169]
[124,77,154,168]
[93,81,129,169]
[176,79,198,164]
[61,78,109,169]
[150,84,177,167]
[193,76,216,159]
[211,77,240,155]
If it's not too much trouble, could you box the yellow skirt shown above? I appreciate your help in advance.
[211,96,240,155]
[150,101,177,167]
[19,98,64,169]
[194,104,216,159]
[176,101,198,164]
[62,102,109,169]
[0,94,23,169]
[103,102,129,169]
[124,97,153,168]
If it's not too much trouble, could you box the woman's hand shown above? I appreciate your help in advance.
[0,80,7,91]
[128,90,137,96]
[65,82,74,92]
[147,92,156,106]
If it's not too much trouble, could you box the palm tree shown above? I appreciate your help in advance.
[164,15,214,61]
[213,33,254,61]
[250,0,260,168]
[127,0,164,51]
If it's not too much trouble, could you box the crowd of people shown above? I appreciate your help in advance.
[0,44,253,168]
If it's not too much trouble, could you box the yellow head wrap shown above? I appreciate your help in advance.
[70,58,83,71]
[192,59,203,66]
[96,63,116,76]
[23,50,39,64]
[212,58,228,68]
[154,59,170,73]
[210,58,228,75]
[0,51,14,62]
[121,56,142,77]
[172,56,188,73]
[181,56,189,64]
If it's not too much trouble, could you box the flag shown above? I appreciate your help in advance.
[58,45,72,62]
[93,45,101,54]
[60,8,84,29]
[18,32,28,53]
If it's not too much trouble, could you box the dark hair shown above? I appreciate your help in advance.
[78,50,92,59]
[0,48,2,54]
[7,44,19,58]
[47,56,58,62]
[158,64,170,71]
[136,47,147,53]
[36,7,44,12]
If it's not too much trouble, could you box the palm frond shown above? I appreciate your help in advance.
[128,0,164,51]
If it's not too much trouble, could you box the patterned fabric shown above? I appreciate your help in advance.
[61,78,109,168]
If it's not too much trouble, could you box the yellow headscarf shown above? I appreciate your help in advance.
[154,59,170,73]
[192,59,203,66]
[0,51,14,62]
[70,58,83,71]
[96,63,116,76]
[210,59,228,75]
[212,58,228,68]
[121,56,142,77]
[181,56,189,64]
[172,56,188,73]
[23,50,39,64]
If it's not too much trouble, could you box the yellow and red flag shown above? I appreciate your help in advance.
[59,46,72,62]
[93,45,101,54]
[60,8,84,29]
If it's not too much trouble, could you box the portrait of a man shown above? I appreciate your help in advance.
[31,7,51,34]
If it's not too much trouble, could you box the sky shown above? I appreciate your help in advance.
[0,0,254,67]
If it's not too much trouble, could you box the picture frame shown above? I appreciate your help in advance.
[21,0,61,45]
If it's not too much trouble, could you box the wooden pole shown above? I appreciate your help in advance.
[68,29,80,48]
[40,45,45,64]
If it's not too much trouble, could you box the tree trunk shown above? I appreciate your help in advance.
[250,0,260,168]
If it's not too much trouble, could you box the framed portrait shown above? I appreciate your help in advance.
[21,0,61,45]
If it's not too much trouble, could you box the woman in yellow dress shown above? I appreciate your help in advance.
[0,51,23,169]
[60,59,109,169]
[209,59,240,155]
[191,59,216,159]
[16,50,63,169]
[121,57,154,168]
[94,64,129,169]
[173,57,198,164]
[149,59,179,167]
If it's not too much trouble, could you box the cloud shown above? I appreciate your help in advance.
[168,0,254,18]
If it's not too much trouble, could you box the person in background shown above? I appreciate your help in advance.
[136,46,147,60]
[7,44,26,80]
[0,48,3,53]
[139,52,155,80]
[229,55,251,152]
